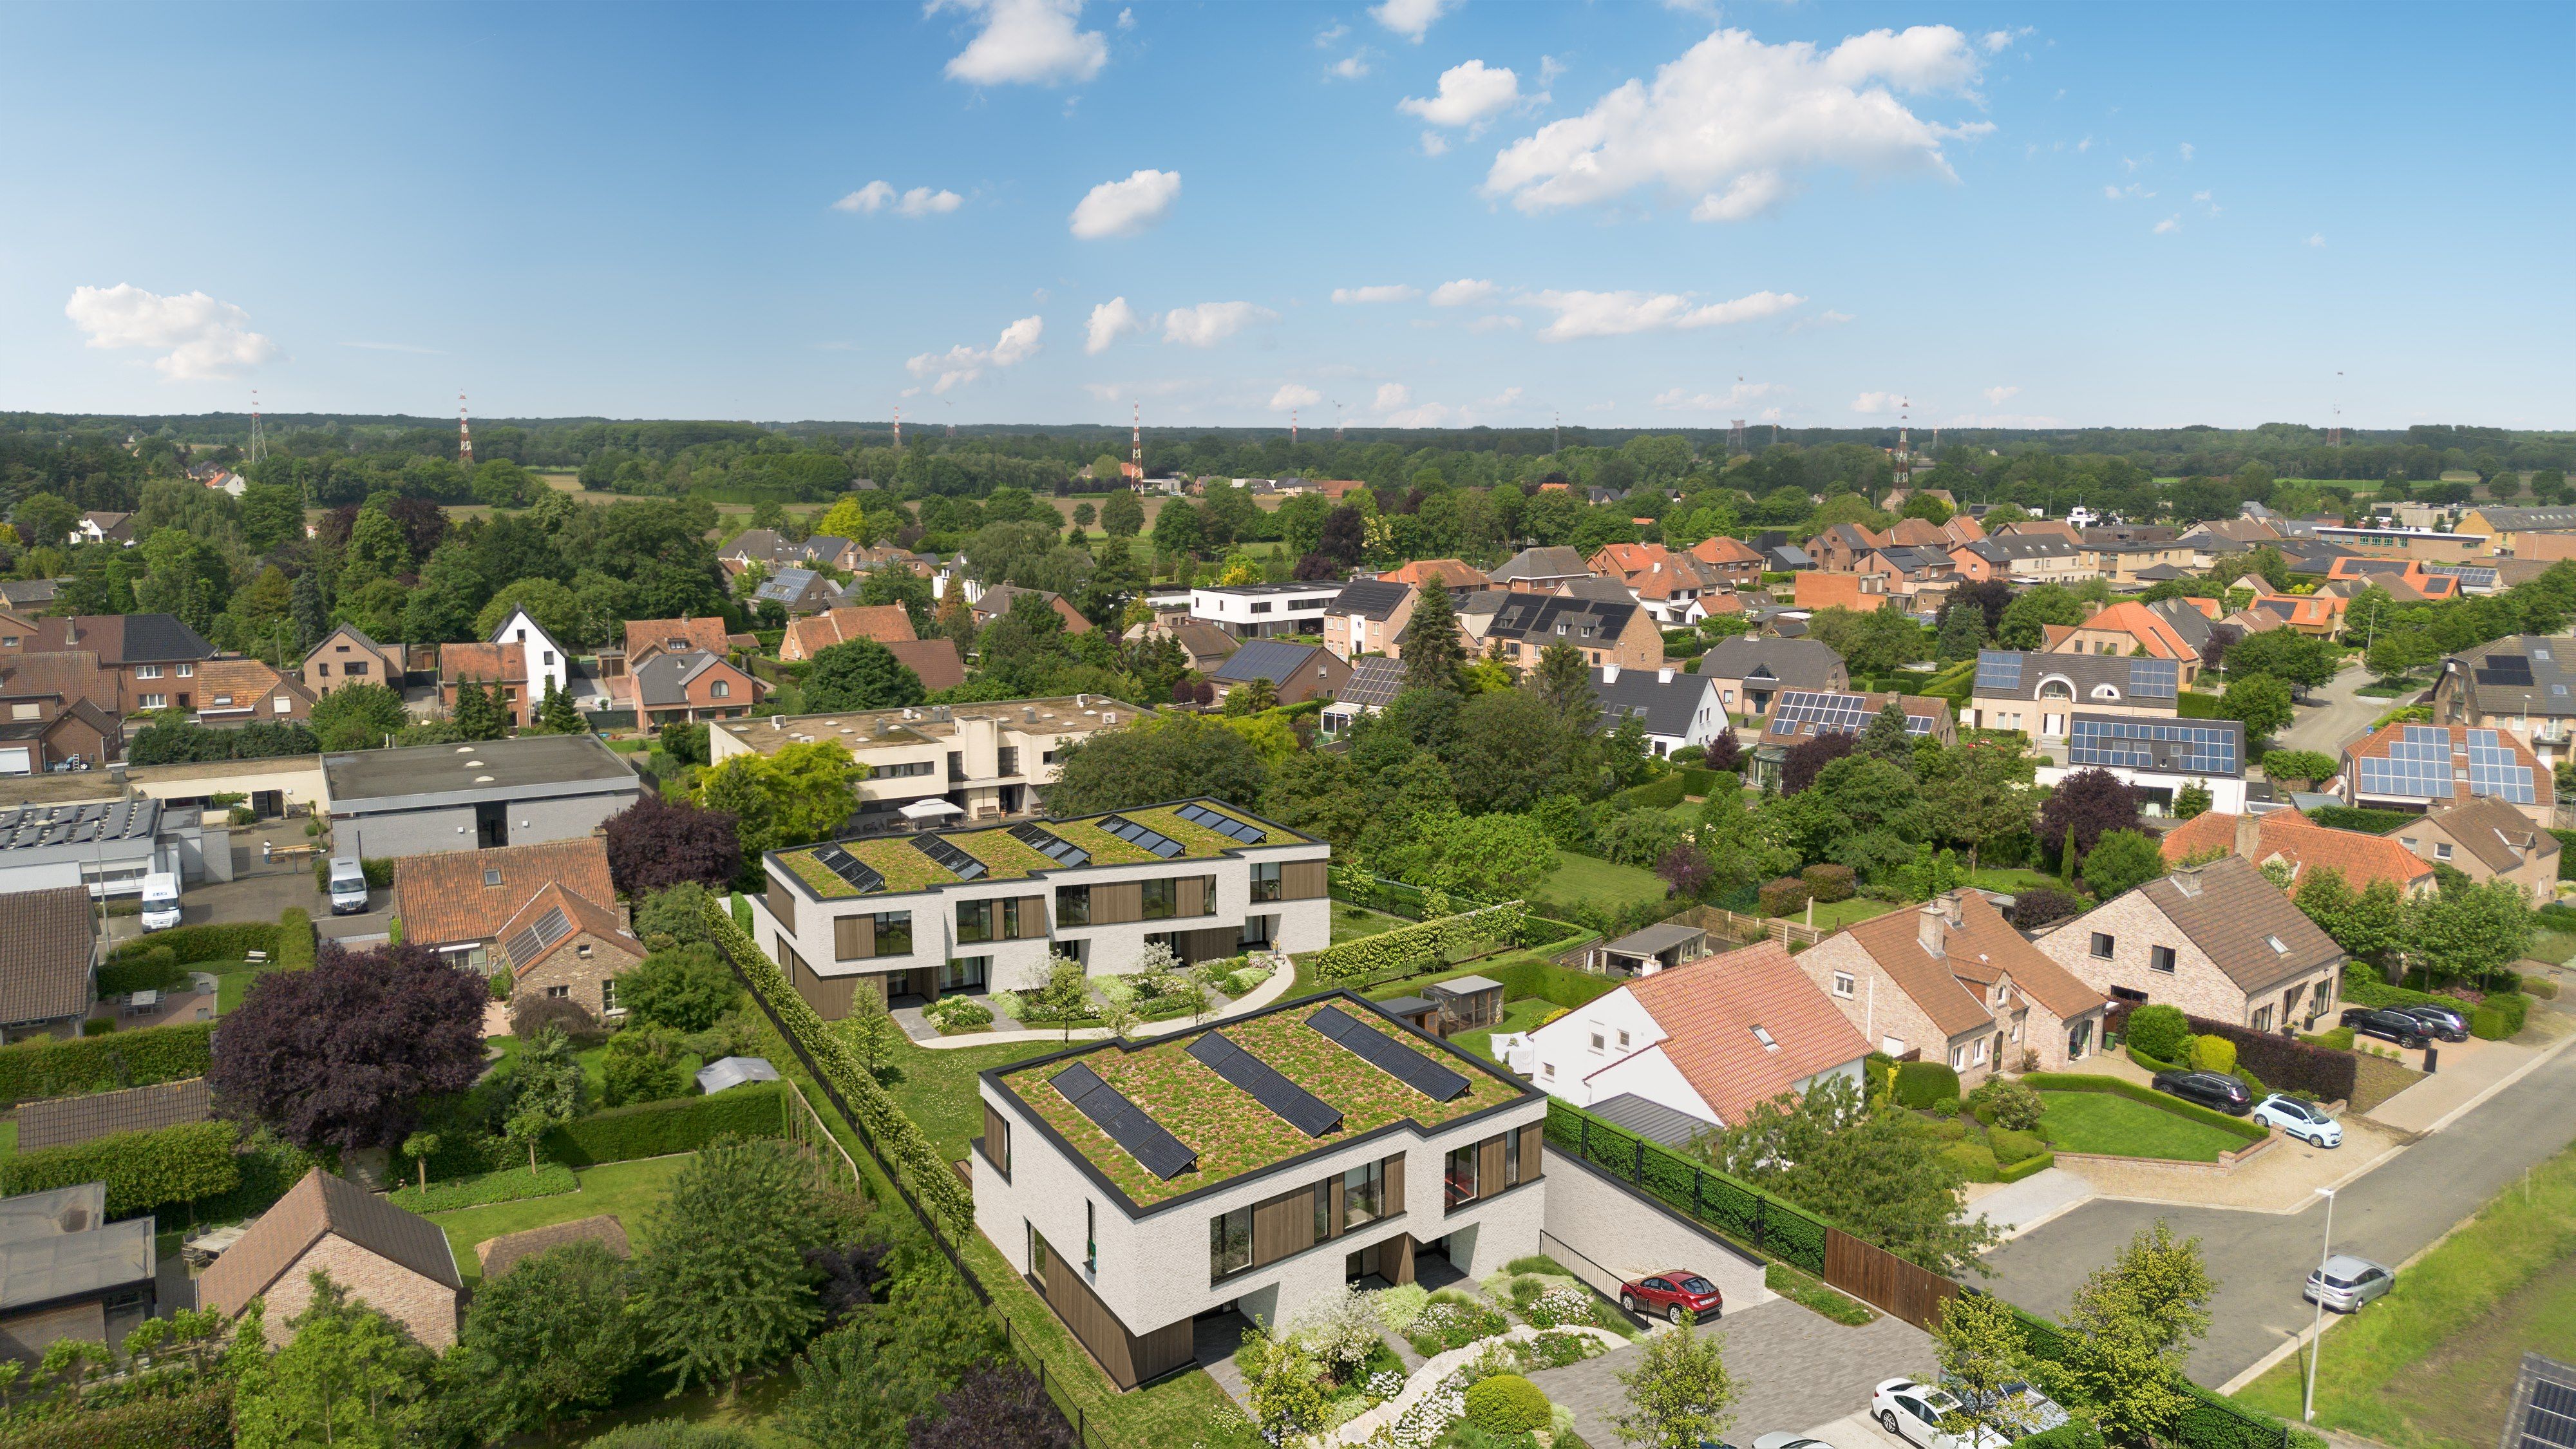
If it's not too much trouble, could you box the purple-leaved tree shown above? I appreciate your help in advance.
[2036,766,2144,864]
[208,940,488,1151]
[603,791,743,897]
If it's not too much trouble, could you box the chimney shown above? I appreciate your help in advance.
[1602,665,1620,684]
[1917,901,1947,958]
[2233,811,2261,860]
[1075,694,1088,708]
[770,715,782,731]
[1658,667,1676,684]
[2171,864,2205,898]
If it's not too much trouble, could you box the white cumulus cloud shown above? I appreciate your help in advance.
[1983,385,2020,404]
[2180,142,2195,160]
[1851,392,1902,414]
[1399,60,1522,130]
[1330,53,1371,80]
[1515,288,1804,341]
[1374,383,1412,410]
[65,283,279,381]
[1084,297,1145,354]
[2306,232,2327,247]
[1387,402,1453,428]
[833,181,963,216]
[1331,284,1421,304]
[1369,0,1453,43]
[1430,278,1499,306]
[1160,301,1277,347]
[2154,214,2181,234]
[1070,168,1180,238]
[905,314,1043,393]
[1419,131,1451,157]
[933,0,1107,86]
[1484,25,1993,223]
[1271,384,1323,411]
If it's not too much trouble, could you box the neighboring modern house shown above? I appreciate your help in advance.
[26,615,216,715]
[2034,713,2248,816]
[193,660,314,728]
[707,696,1148,828]
[1808,523,1882,573]
[2158,810,2436,897]
[394,837,642,1011]
[1586,665,1726,757]
[2393,795,2562,901]
[1523,940,1869,1135]
[299,623,406,699]
[1696,638,1849,720]
[1320,581,1416,661]
[1797,890,2108,1087]
[0,1182,156,1364]
[751,798,1329,1012]
[198,1168,464,1349]
[1320,657,1409,737]
[2034,855,2345,1034]
[779,605,919,662]
[1473,592,1662,672]
[972,992,1544,1388]
[1489,546,1593,592]
[611,650,764,730]
[2318,556,2461,603]
[976,584,1094,635]
[0,886,97,1043]
[71,513,134,546]
[2432,636,2576,764]
[1964,650,2181,739]
[1208,639,1350,706]
[1189,583,1341,641]
[322,735,643,858]
[2339,720,2554,826]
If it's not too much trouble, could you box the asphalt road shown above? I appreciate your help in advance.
[2269,661,2395,763]
[1980,1014,2576,1388]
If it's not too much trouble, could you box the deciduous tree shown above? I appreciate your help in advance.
[2080,829,2167,900]
[2034,1222,2214,1444]
[603,791,744,896]
[1701,1075,1998,1276]
[2037,768,2141,864]
[1043,714,1266,817]
[2217,674,2293,740]
[209,940,487,1151]
[700,741,862,855]
[232,1276,437,1449]
[616,943,743,1034]
[636,1139,848,1399]
[307,681,408,752]
[804,638,927,711]
[449,1241,639,1442]
[1614,1318,1737,1449]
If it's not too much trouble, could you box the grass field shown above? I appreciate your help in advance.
[2237,1140,2576,1449]
[1330,904,1410,945]
[1542,851,1670,911]
[430,1153,694,1285]
[2528,929,2576,967]
[882,1034,1056,1164]
[2035,1090,2247,1162]
[1444,996,1558,1066]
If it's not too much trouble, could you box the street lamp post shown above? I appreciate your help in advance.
[2305,1186,2336,1422]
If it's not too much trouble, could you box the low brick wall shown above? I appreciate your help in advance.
[2052,1130,2277,1175]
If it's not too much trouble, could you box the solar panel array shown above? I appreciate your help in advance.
[2477,654,2536,687]
[1008,822,1090,867]
[2430,564,2499,590]
[810,844,886,895]
[1307,1005,1471,1102]
[1186,1032,1343,1137]
[2512,1359,2576,1449]
[505,907,573,969]
[1336,657,1410,710]
[1050,1061,1198,1180]
[1974,651,2023,692]
[1176,802,1265,844]
[1097,813,1186,858]
[910,833,988,880]
[2067,717,2243,776]
[2126,658,2181,700]
[1770,690,1872,735]
[2468,728,2539,803]
[2356,724,2458,800]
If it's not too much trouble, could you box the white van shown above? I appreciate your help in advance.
[327,858,370,915]
[139,872,182,931]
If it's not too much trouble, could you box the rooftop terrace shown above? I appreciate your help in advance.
[715,695,1150,760]
[775,798,1300,900]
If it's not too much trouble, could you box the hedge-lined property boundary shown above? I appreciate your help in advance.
[107,922,278,967]
[0,1021,215,1106]
[388,1162,579,1213]
[544,1079,786,1166]
[2170,1013,2357,1103]
[2022,1073,2270,1142]
[0,1385,233,1449]
[0,1119,242,1216]
[1312,901,1528,984]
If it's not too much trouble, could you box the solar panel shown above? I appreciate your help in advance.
[1974,651,2023,692]
[810,845,885,895]
[1770,690,1871,736]
[2358,726,2458,799]
[534,907,570,947]
[503,926,544,967]
[1306,1005,1471,1102]
[1336,658,1410,709]
[1097,813,1186,858]
[2065,717,2242,776]
[1007,822,1090,867]
[910,833,988,880]
[2126,658,2181,701]
[506,906,575,969]
[1176,802,1265,843]
[1050,1061,1197,1180]
[1187,1033,1343,1137]
[2477,655,2536,687]
[2467,728,2538,803]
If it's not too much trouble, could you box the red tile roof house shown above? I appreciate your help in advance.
[197,1168,463,1349]
[778,605,918,662]
[611,650,766,732]
[1520,940,1871,1137]
[620,616,743,670]
[2159,810,2436,898]
[437,639,528,726]
[0,657,124,770]
[1794,890,2108,1086]
[2340,719,2557,828]
[192,659,316,727]
[1686,535,1767,588]
[27,614,216,715]
[392,838,643,1016]
[2030,855,2346,1036]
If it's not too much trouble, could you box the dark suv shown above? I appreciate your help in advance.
[2151,1070,2253,1115]
[2342,1006,2431,1049]
[2391,1003,2470,1042]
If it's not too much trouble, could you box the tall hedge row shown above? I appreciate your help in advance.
[1311,901,1528,985]
[0,1021,214,1106]
[544,1081,786,1166]
[108,922,277,967]
[0,1387,233,1449]
[0,1120,242,1217]
[2172,1012,2356,1103]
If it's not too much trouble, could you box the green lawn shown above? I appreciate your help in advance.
[1444,996,1558,1067]
[1330,904,1410,945]
[1967,867,2073,897]
[429,1154,694,1283]
[1542,851,1670,911]
[882,1035,1057,1164]
[2528,929,2576,968]
[2236,1138,2576,1449]
[2035,1090,2248,1162]
[1801,896,1900,932]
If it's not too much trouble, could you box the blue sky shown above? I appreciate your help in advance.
[2,1,2568,431]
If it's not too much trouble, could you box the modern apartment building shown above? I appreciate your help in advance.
[748,798,1329,1014]
[1190,583,1342,640]
[706,696,1151,828]
[972,992,1545,1387]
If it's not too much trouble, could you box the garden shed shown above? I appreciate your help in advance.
[696,1056,781,1095]
[1376,996,1443,1037]
[1426,976,1504,1033]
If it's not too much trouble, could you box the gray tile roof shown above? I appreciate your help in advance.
[2442,636,2576,719]
[630,650,732,708]
[1586,1092,1716,1146]
[1698,636,1844,687]
[753,567,828,604]
[1589,665,1712,739]
[2138,855,2344,994]
[2424,794,2555,875]
[1482,591,1640,643]
[1491,546,1591,583]
[2470,506,2576,531]
[0,885,92,1027]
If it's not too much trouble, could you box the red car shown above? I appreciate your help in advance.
[1619,1270,1722,1323]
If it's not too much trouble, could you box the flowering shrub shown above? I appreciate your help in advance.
[1519,1285,1600,1330]
[1522,1331,1601,1369]
[1375,1282,1430,1334]
[1405,1296,1509,1357]
[1390,1374,1467,1448]
[1365,1369,1405,1402]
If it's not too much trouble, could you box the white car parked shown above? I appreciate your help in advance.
[2251,1094,2342,1148]
[1872,1378,2009,1449]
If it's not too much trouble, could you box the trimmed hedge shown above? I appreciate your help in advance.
[1988,1128,2048,1166]
[544,1079,786,1166]
[108,922,276,967]
[1995,1150,2057,1184]
[1608,775,1689,811]
[1463,1374,1551,1433]
[2170,1012,2356,1103]
[1802,864,1856,903]
[2177,690,2224,719]
[99,949,187,997]
[2550,829,2576,877]
[1311,901,1528,985]
[1678,768,1720,798]
[1517,914,1587,948]
[389,1162,578,1213]
[1478,958,1621,1010]
[0,1387,233,1448]
[1894,1061,1960,1110]
[0,1020,214,1106]
[1,1119,242,1216]
[2123,1003,2190,1062]
[2300,1026,2357,1050]
[2306,806,2414,835]
[2524,973,2560,1001]
[2023,1072,2269,1143]
[1941,1141,2000,1183]
[1759,877,1810,916]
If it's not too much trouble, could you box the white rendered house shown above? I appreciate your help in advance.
[486,605,571,711]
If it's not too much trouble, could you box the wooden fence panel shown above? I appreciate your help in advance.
[1824,1227,1958,1330]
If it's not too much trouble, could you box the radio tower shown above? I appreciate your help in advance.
[1130,402,1142,480]
[1728,419,1747,455]
[1291,410,1299,446]
[893,405,902,451]
[2328,371,2344,447]
[246,388,267,466]
[1333,401,1344,440]
[1893,397,1915,489]
[457,392,475,469]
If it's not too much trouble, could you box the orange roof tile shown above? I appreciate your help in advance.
[393,838,617,950]
[1621,941,1871,1124]
[495,882,641,979]
[1381,558,1490,589]
[2159,811,2434,895]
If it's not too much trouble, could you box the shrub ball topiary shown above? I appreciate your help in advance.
[2003,887,2086,931]
[2123,1003,2190,1063]
[1463,1374,1552,1434]
[509,993,607,1047]
[1801,863,1857,904]
[1893,1061,1962,1109]
[1757,876,1812,918]
[2190,1034,2237,1075]
[1988,1128,2047,1166]
[1969,1078,2046,1132]
[1939,1141,2000,1183]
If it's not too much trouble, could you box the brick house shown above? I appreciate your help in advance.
[299,623,405,698]
[1687,535,1767,588]
[2341,719,2556,826]
[1208,639,1351,706]
[1795,891,2107,1086]
[779,605,919,662]
[973,585,1092,634]
[621,616,741,669]
[1320,580,1414,661]
[392,838,641,1018]
[1474,592,1661,672]
[2032,855,2345,1034]
[198,1168,462,1349]
[1696,637,1848,721]
[491,882,647,1016]
[2044,599,2217,686]
[27,615,216,715]
[193,660,315,727]
[2395,795,2562,902]
[438,640,527,725]
[1792,571,1893,614]
[0,656,122,770]
[612,650,766,731]
[2159,810,2436,898]
[1808,523,1883,573]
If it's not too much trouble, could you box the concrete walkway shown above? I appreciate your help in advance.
[2363,1024,2566,1135]
[1964,1168,2095,1241]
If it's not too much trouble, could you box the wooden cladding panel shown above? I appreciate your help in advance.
[766,878,798,934]
[1479,1135,1507,1198]
[1177,875,1206,918]
[982,1103,1010,1175]
[1251,1186,1316,1267]
[1384,1153,1405,1216]
[1823,1227,1960,1331]
[1029,1229,1147,1390]
[1132,1317,1196,1385]
[786,948,857,1020]
[834,914,873,961]
[1014,896,1046,938]
[1282,860,1329,900]
[1517,1125,1543,1185]
[1093,882,1143,925]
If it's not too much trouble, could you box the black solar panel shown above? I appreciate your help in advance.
[1176,803,1265,843]
[503,926,544,966]
[1770,690,1871,735]
[1188,1033,1343,1137]
[1974,651,2023,692]
[1008,822,1090,867]
[1337,658,1410,709]
[2479,655,2536,686]
[810,845,885,895]
[1050,1062,1197,1180]
[1307,1005,1470,1102]
[910,833,988,880]
[1097,813,1186,858]
[2066,716,2242,776]
[2127,658,2180,701]
[2510,1357,2576,1449]
[507,906,574,969]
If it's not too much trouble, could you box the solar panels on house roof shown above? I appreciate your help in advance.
[1097,813,1186,858]
[505,907,573,969]
[2066,716,2242,776]
[1175,802,1265,844]
[2359,726,2459,800]
[1007,822,1090,868]
[2126,658,2181,700]
[1187,1032,1343,1137]
[2467,728,2538,803]
[910,833,987,880]
[2477,654,2537,687]
[1771,690,1871,735]
[1974,651,2022,692]
[1306,1005,1471,1103]
[1335,657,1410,710]
[810,844,885,895]
[1050,1061,1197,1180]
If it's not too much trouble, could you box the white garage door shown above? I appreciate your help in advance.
[0,748,31,777]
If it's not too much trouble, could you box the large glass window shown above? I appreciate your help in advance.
[1250,862,1283,902]
[1195,875,1219,916]
[1142,878,1177,920]
[1312,1183,1331,1244]
[1028,1224,1048,1290]
[1056,886,1090,926]
[1444,1144,1479,1209]
[940,958,987,992]
[1343,1160,1385,1229]
[957,899,996,944]
[1210,1206,1253,1280]
[872,912,913,956]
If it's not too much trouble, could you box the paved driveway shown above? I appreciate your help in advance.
[2270,661,2388,761]
[1529,1296,1933,1448]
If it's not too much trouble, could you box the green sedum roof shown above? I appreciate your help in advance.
[774,799,1292,900]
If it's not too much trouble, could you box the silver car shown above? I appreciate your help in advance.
[2303,1253,2394,1312]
